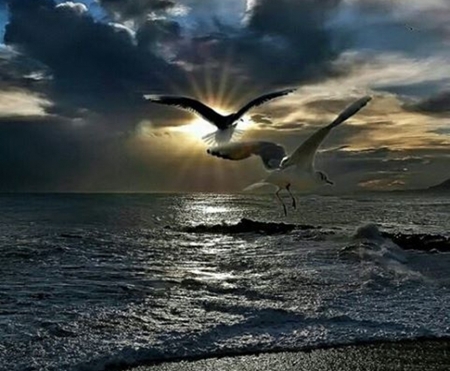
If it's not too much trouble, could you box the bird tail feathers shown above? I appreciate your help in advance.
[201,127,245,146]
[202,131,218,146]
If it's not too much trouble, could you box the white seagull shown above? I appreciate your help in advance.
[143,88,296,144]
[207,96,372,215]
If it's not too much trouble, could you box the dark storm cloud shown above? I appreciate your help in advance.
[4,0,186,126]
[378,81,444,98]
[136,17,181,47]
[2,0,349,130]
[246,0,343,84]
[175,0,345,88]
[0,0,371,127]
[3,0,448,125]
[406,91,450,116]
[0,47,49,90]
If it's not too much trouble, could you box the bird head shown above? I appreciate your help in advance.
[315,171,334,186]
[279,156,290,168]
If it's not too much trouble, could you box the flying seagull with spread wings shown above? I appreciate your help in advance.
[207,96,372,215]
[144,88,296,144]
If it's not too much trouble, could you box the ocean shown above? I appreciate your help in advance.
[0,193,449,370]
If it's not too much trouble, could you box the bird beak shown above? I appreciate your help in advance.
[326,179,334,185]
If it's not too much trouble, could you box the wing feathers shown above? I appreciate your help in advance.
[144,95,224,126]
[207,141,287,170]
[234,88,297,120]
[144,88,296,129]
[281,96,372,169]
[328,95,372,129]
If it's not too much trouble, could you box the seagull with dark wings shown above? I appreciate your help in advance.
[206,96,372,216]
[144,88,296,144]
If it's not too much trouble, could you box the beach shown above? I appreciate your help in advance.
[132,338,450,371]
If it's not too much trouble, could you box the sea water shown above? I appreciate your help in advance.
[0,193,449,370]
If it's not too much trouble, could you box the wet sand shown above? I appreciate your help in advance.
[130,338,450,371]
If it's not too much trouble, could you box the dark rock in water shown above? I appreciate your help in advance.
[60,233,83,239]
[427,177,450,192]
[181,218,314,235]
[383,232,450,252]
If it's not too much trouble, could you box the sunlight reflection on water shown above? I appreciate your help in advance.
[188,268,236,282]
[175,194,247,225]
[202,206,231,214]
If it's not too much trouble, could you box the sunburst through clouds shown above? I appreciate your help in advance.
[167,54,258,142]
[136,51,270,191]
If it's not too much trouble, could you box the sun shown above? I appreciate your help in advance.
[172,118,216,139]
[171,116,254,141]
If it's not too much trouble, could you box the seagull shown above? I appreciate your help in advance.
[207,96,372,215]
[143,88,296,144]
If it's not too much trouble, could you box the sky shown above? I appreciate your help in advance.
[0,0,449,193]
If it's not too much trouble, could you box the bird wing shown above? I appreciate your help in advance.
[143,95,224,127]
[207,141,287,170]
[234,88,297,121]
[282,96,372,169]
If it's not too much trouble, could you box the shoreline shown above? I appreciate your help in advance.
[89,337,450,371]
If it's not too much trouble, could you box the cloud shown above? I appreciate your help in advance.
[406,91,450,116]
[0,89,50,117]
[4,0,186,126]
[174,0,346,89]
[3,0,353,131]
[99,0,176,22]
[331,0,450,55]
[56,1,88,15]
[0,0,449,192]
[311,146,450,191]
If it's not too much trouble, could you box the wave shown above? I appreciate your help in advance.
[341,223,409,263]
[175,219,450,252]
[349,223,450,253]
[73,336,450,371]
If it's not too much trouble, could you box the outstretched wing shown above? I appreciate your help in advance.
[282,96,372,169]
[144,95,224,127]
[207,141,287,170]
[234,88,297,121]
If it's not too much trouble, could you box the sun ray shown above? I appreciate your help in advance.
[203,57,214,103]
[182,67,205,101]
[217,44,236,107]
[139,43,276,191]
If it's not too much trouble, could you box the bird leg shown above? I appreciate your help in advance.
[275,188,287,216]
[286,184,296,209]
